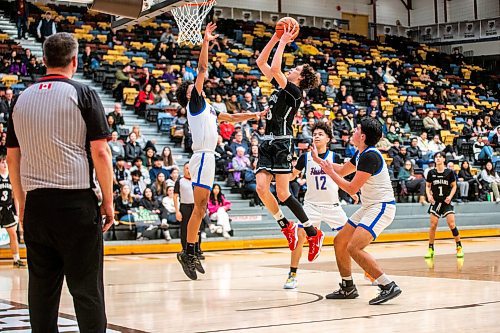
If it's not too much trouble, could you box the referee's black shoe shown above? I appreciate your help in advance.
[325,283,359,299]
[177,252,198,280]
[369,281,402,305]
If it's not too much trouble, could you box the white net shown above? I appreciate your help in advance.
[171,0,216,46]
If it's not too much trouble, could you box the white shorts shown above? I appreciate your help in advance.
[348,201,396,240]
[189,151,215,191]
[299,201,348,231]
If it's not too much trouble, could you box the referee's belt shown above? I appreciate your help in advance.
[261,135,293,141]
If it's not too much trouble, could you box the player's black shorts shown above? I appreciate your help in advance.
[428,201,454,218]
[0,206,17,229]
[256,138,294,174]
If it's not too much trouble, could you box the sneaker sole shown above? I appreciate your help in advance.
[369,289,402,305]
[283,284,297,289]
[308,232,325,262]
[325,292,359,300]
[177,253,198,280]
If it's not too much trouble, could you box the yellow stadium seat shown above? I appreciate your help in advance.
[152,69,164,78]
[123,88,138,106]
[1,75,18,87]
[132,57,146,67]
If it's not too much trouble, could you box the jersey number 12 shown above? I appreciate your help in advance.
[315,176,327,190]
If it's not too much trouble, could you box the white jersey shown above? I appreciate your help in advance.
[304,151,340,205]
[187,89,218,153]
[353,147,395,206]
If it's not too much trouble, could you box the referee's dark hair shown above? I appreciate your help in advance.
[43,32,78,68]
[311,121,333,140]
[360,117,382,147]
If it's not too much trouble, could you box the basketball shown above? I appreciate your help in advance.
[275,17,300,40]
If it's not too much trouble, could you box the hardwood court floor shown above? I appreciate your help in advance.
[1,237,500,332]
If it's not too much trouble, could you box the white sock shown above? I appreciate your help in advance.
[375,273,392,286]
[341,276,353,280]
[273,210,285,221]
[13,253,20,262]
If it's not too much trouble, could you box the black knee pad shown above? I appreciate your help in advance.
[451,227,459,236]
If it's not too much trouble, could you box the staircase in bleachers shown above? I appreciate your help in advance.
[0,14,42,58]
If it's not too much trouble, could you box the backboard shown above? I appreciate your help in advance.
[111,0,186,30]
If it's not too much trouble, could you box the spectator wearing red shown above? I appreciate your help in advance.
[219,121,234,141]
[135,83,155,116]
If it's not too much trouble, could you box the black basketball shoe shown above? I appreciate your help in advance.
[177,251,198,280]
[193,254,205,274]
[369,281,402,305]
[325,283,359,299]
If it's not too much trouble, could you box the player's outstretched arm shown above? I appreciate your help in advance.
[311,143,356,177]
[256,33,280,81]
[194,22,218,94]
[218,109,266,123]
[270,25,297,89]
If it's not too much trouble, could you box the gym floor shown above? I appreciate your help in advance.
[1,237,500,332]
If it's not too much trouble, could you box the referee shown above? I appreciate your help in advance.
[6,33,114,332]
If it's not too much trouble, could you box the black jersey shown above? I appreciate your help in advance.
[266,79,302,136]
[0,174,13,206]
[426,168,455,202]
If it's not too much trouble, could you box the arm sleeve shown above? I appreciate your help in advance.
[174,179,180,194]
[295,153,306,172]
[6,99,20,148]
[80,87,110,141]
[188,87,205,114]
[349,150,359,166]
[356,151,383,175]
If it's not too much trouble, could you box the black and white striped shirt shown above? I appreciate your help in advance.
[6,74,110,191]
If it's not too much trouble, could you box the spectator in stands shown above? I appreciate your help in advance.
[423,110,441,136]
[215,135,232,178]
[184,60,197,79]
[167,83,179,106]
[473,119,488,137]
[207,184,232,239]
[16,0,29,40]
[407,137,424,168]
[114,184,138,224]
[372,81,388,102]
[483,115,494,132]
[229,131,249,156]
[132,125,154,151]
[332,112,348,136]
[36,12,56,42]
[162,65,177,84]
[230,146,252,186]
[426,87,439,105]
[388,139,401,158]
[451,48,465,65]
[325,79,337,99]
[108,131,124,163]
[113,156,131,191]
[143,147,156,169]
[344,112,357,134]
[419,68,433,83]
[0,89,15,124]
[151,172,168,200]
[166,168,179,187]
[374,66,384,81]
[159,186,176,229]
[149,156,170,182]
[241,92,258,113]
[161,146,178,173]
[429,68,441,82]
[301,117,316,143]
[462,118,475,138]
[458,161,481,200]
[367,99,381,115]
[130,157,151,185]
[113,64,135,101]
[225,94,240,114]
[125,132,143,162]
[135,83,155,116]
[436,88,448,105]
[401,96,416,125]
[127,170,147,199]
[152,42,169,61]
[428,134,445,153]
[376,133,392,153]
[171,107,187,146]
[108,103,125,127]
[438,112,451,131]
[210,60,231,81]
[81,45,97,78]
[383,69,397,84]
[418,131,432,161]
[336,84,348,104]
[107,115,118,132]
[160,27,175,44]
[392,146,408,176]
[398,160,427,204]
[26,57,42,77]
[387,125,402,143]
[212,94,228,114]
[474,82,488,97]
[475,136,494,161]
[9,57,27,76]
[447,161,467,202]
[447,87,460,105]
[481,161,500,202]
[491,126,500,149]
[341,95,357,115]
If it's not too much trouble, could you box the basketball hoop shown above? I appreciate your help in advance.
[171,0,216,46]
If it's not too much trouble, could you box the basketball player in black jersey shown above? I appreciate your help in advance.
[256,25,324,261]
[0,156,25,267]
[425,152,464,259]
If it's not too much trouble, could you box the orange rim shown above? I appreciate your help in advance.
[178,0,216,7]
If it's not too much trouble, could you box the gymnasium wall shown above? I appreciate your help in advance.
[216,0,409,26]
[412,0,500,27]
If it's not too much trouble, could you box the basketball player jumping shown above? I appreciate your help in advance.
[256,25,324,261]
[284,122,358,289]
[176,23,265,280]
[425,152,464,259]
[0,156,25,268]
[312,118,402,305]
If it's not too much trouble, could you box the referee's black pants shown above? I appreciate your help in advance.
[180,203,194,251]
[24,189,106,332]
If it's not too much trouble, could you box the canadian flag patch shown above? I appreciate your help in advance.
[39,83,52,90]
